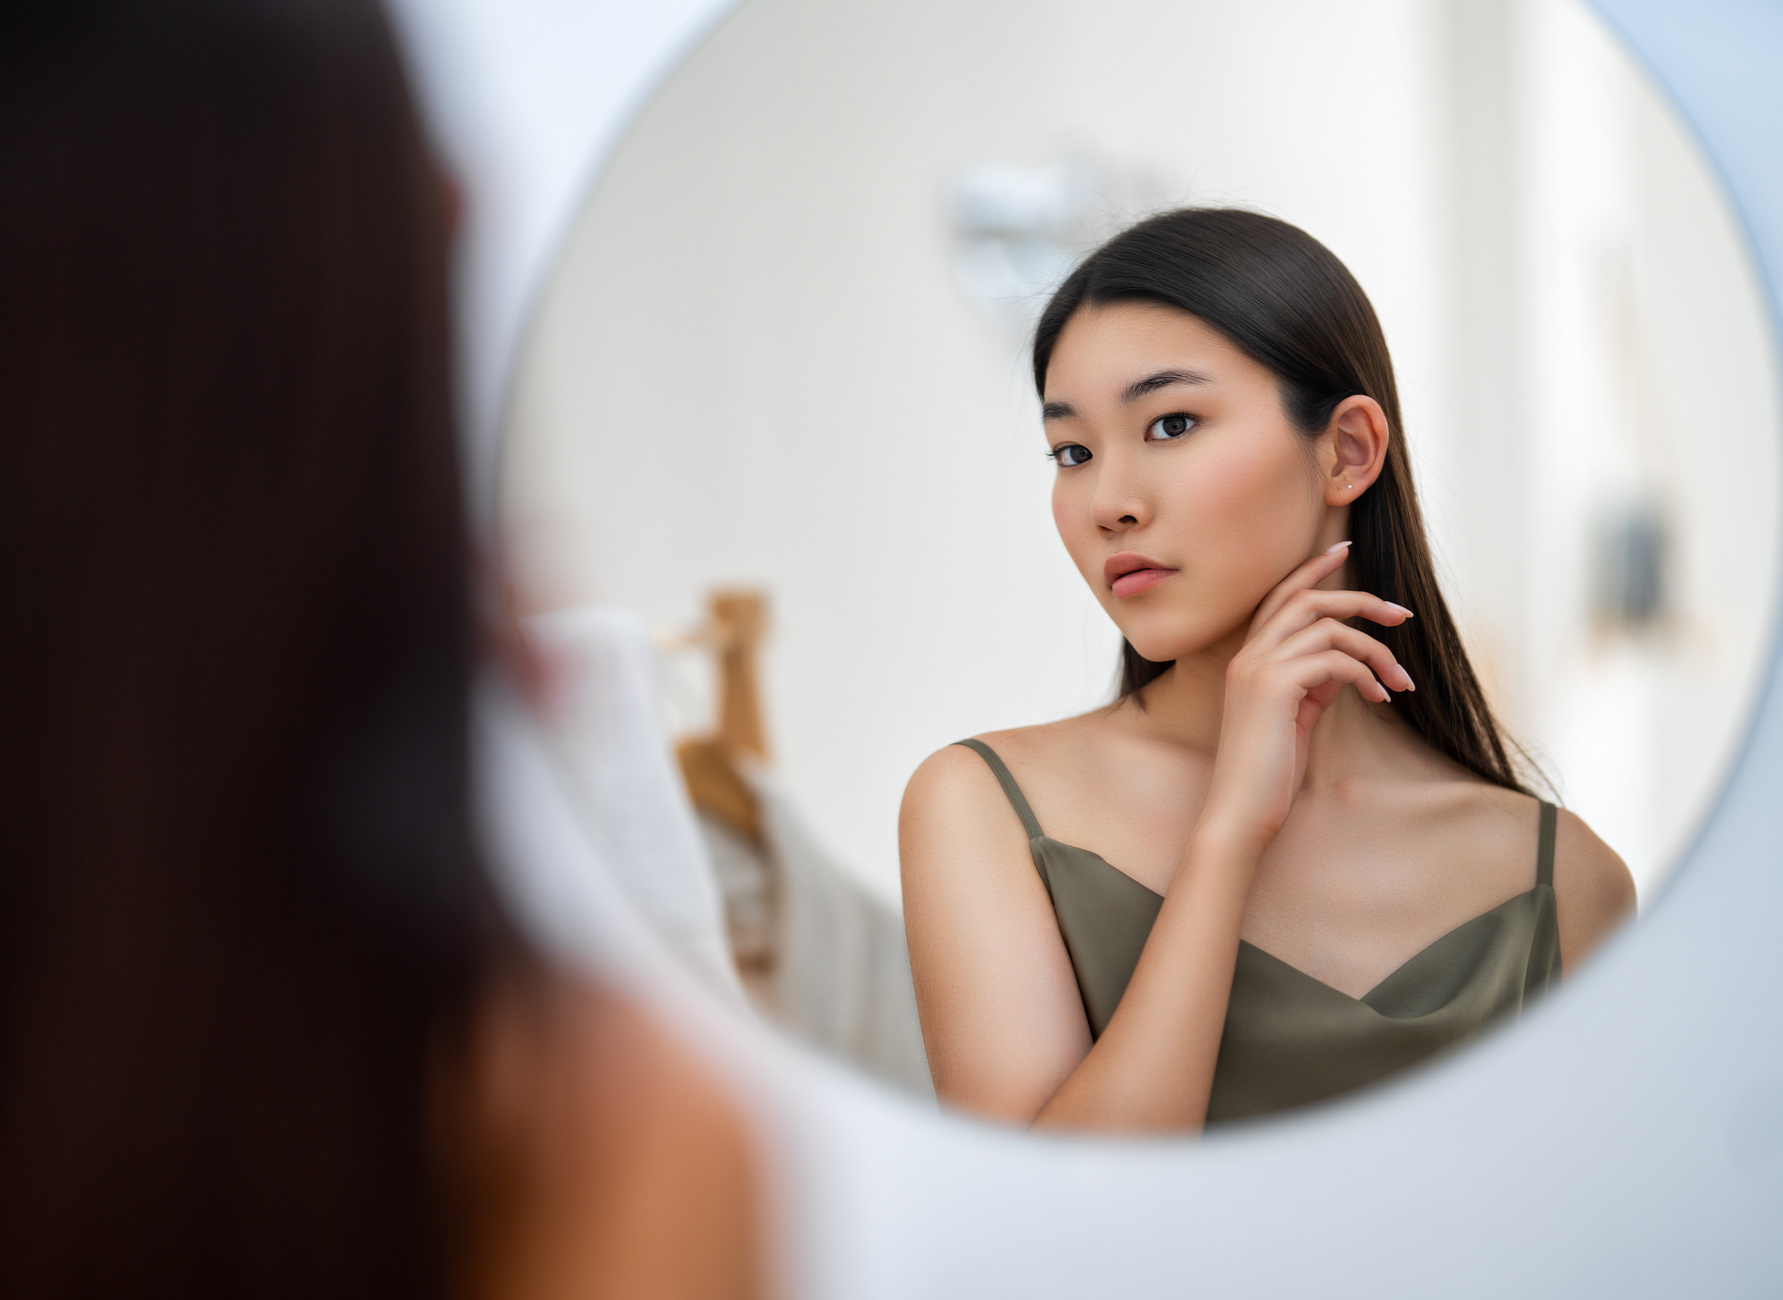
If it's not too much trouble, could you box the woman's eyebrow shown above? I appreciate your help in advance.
[1121,368,1213,404]
[1041,400,1076,421]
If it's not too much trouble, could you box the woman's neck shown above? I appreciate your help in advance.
[1123,630,1402,793]
[1129,635,1238,752]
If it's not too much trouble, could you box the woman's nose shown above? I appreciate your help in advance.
[1091,474,1150,534]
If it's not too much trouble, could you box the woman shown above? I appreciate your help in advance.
[901,209,1635,1134]
[0,1,759,1296]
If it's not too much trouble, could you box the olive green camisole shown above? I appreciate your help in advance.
[954,739,1561,1125]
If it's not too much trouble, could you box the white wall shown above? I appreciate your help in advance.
[500,0,1778,904]
[1513,0,1780,897]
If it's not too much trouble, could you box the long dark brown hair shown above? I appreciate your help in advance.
[1033,208,1529,795]
[0,0,511,1295]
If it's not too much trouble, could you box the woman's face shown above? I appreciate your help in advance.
[1043,301,1339,664]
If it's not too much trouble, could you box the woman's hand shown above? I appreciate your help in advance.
[1198,541,1414,852]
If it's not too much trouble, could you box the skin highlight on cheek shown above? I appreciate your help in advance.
[1150,430,1319,653]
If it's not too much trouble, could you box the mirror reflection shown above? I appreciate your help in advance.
[501,0,1781,1124]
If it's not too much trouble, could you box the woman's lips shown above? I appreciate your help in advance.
[1104,552,1178,598]
[1111,567,1174,598]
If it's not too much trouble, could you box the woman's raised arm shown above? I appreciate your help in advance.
[902,544,1415,1132]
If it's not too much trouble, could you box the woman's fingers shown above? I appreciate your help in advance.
[1231,544,1417,718]
[1280,649,1392,705]
[1249,543,1352,629]
[1274,618,1415,692]
[1248,587,1414,655]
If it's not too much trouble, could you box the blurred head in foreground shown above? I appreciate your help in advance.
[0,2,759,1297]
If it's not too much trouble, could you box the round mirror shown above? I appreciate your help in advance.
[498,0,1780,1113]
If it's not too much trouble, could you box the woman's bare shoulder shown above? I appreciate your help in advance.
[1413,775,1635,967]
[899,727,1097,1117]
[1551,806,1636,968]
[975,711,1115,762]
[900,713,1129,893]
[903,713,1111,811]
[903,733,1031,845]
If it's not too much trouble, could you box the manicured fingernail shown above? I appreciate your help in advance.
[1386,602,1413,617]
[1325,540,1352,554]
[1400,670,1417,691]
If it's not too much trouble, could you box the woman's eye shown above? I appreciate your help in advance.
[1049,443,1092,468]
[1146,413,1197,441]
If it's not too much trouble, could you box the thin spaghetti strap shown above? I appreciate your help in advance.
[1536,800,1558,889]
[953,739,1045,840]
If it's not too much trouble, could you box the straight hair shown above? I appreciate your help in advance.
[0,1,511,1295]
[1032,208,1530,795]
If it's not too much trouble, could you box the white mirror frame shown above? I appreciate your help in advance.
[397,1,1783,1293]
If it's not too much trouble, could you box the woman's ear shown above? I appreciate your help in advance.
[1319,395,1390,506]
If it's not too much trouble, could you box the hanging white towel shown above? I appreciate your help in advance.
[522,606,742,1000]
